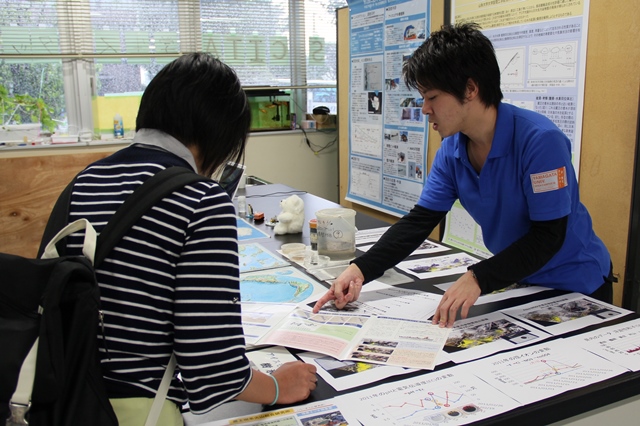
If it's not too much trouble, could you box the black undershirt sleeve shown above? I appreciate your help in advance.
[353,204,568,294]
[352,205,447,283]
[470,215,568,293]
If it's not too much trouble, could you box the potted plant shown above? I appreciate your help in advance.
[0,83,56,140]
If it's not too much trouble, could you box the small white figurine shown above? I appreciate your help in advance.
[274,194,305,235]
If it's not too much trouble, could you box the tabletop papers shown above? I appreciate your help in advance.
[334,365,521,425]
[397,252,480,280]
[443,311,552,364]
[240,266,327,305]
[565,317,640,372]
[458,338,629,406]
[238,242,289,273]
[501,292,634,335]
[314,280,442,322]
[203,398,360,426]
[256,306,450,370]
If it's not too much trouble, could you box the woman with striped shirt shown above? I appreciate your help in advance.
[65,53,316,425]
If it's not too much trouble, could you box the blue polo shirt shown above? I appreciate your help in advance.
[418,102,610,293]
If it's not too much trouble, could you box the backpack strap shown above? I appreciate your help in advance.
[38,177,77,258]
[94,166,208,267]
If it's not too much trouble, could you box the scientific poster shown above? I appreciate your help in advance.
[443,0,591,252]
[346,0,431,216]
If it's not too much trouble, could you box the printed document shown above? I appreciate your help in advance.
[257,306,450,370]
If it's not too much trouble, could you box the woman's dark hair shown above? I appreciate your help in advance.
[403,22,503,108]
[136,53,251,177]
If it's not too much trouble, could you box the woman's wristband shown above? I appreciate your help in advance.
[267,374,279,406]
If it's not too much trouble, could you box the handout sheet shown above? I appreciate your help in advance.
[313,280,441,321]
[501,293,633,335]
[334,364,521,425]
[257,306,451,370]
[565,317,640,372]
[358,238,450,256]
[240,302,297,346]
[397,252,480,280]
[459,338,629,405]
[443,311,552,364]
[297,351,419,392]
[435,282,552,305]
[204,398,360,426]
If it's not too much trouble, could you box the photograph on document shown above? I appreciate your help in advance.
[240,267,327,305]
[501,293,634,335]
[297,351,420,392]
[565,317,640,372]
[443,312,552,364]
[396,252,480,280]
[238,242,289,273]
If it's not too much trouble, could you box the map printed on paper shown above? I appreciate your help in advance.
[236,218,270,241]
[334,365,521,425]
[240,267,327,305]
[238,242,289,273]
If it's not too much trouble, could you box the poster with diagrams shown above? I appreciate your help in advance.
[443,0,592,252]
[461,338,629,406]
[346,0,430,216]
[335,366,521,425]
[501,293,633,336]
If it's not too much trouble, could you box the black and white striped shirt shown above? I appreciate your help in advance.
[65,132,251,414]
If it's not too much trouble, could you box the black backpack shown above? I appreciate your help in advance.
[0,167,207,426]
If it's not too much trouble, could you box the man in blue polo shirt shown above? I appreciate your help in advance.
[313,22,613,327]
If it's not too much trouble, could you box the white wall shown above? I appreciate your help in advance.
[244,130,339,203]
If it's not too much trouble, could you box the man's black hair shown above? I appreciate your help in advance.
[136,53,250,177]
[403,22,503,108]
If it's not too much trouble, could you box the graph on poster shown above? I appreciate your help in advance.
[382,388,481,424]
[339,368,521,425]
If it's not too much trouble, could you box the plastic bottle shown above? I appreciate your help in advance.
[309,218,318,251]
[237,195,247,217]
[113,113,124,139]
